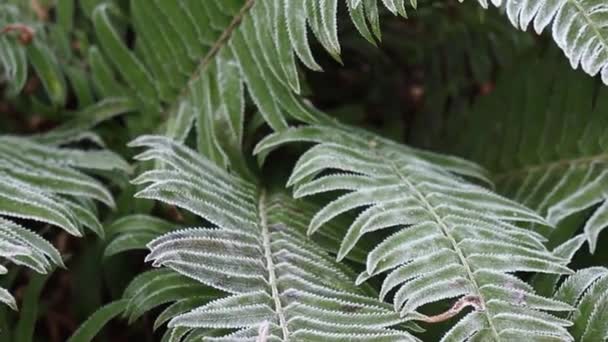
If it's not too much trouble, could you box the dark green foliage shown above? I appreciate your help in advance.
[0,1,607,341]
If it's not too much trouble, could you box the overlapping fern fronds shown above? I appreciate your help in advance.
[68,214,220,342]
[91,0,418,175]
[127,135,419,341]
[67,268,219,342]
[256,124,575,341]
[446,57,608,253]
[0,135,127,309]
[472,0,608,85]
[0,2,74,105]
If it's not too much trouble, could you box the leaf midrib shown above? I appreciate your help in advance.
[566,0,608,62]
[165,0,256,115]
[258,189,289,340]
[382,154,502,341]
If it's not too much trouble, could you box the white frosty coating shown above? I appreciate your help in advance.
[471,0,608,84]
[0,135,125,310]
[135,135,418,341]
[255,124,576,341]
[95,0,418,173]
[553,267,608,341]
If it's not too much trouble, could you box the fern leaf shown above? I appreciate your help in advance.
[255,124,575,341]
[448,57,608,253]
[554,267,608,341]
[0,4,67,103]
[68,268,218,341]
[129,136,419,341]
[531,235,587,297]
[474,0,608,84]
[66,299,129,342]
[0,4,28,97]
[120,268,221,325]
[31,97,135,146]
[103,214,174,258]
[92,0,416,175]
[0,135,127,309]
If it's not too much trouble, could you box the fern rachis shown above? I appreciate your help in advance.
[127,135,420,341]
[256,124,575,341]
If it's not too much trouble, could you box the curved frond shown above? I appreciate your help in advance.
[130,136,419,341]
[103,214,174,258]
[66,299,129,342]
[447,57,608,253]
[67,268,220,342]
[553,267,608,341]
[0,135,127,309]
[255,124,575,341]
[474,0,608,84]
[92,0,416,175]
[31,97,136,146]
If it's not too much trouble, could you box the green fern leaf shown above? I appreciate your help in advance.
[68,268,219,341]
[256,124,575,341]
[0,4,67,104]
[91,0,416,176]
[120,268,221,325]
[0,134,127,309]
[531,235,586,297]
[129,136,419,341]
[103,214,174,258]
[31,97,135,146]
[66,299,129,342]
[554,267,608,341]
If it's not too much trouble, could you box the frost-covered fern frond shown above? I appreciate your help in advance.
[0,218,62,310]
[119,268,220,329]
[129,135,419,341]
[255,124,576,341]
[553,267,608,341]
[92,0,415,173]
[447,57,608,253]
[472,0,608,84]
[0,135,128,309]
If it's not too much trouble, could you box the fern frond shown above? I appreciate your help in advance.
[31,97,135,146]
[474,0,608,84]
[448,57,608,253]
[531,234,586,297]
[0,218,60,310]
[67,299,129,342]
[553,267,608,341]
[129,136,419,341]
[92,0,416,174]
[67,268,220,342]
[255,124,575,341]
[0,3,67,104]
[0,135,127,309]
[121,268,221,326]
[103,214,174,258]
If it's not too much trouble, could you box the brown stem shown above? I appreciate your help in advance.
[419,295,484,323]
